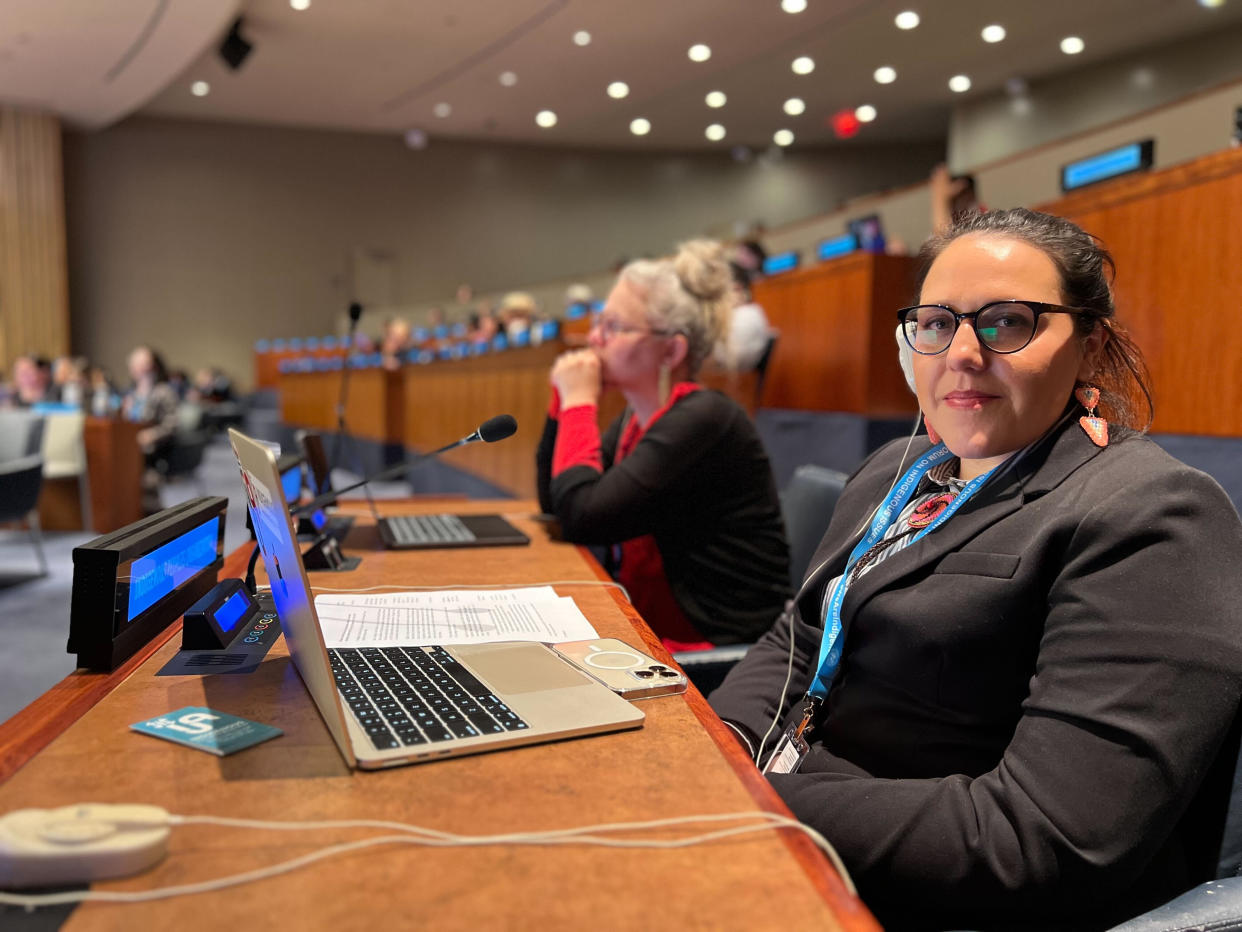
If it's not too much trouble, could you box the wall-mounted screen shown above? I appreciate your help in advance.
[1061,140,1154,192]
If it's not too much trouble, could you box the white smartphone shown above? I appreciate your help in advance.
[551,638,688,700]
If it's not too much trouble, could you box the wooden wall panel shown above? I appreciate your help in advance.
[1040,147,1242,436]
[0,108,70,369]
[755,253,919,416]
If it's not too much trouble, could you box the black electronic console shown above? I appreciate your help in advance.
[157,578,282,677]
[68,497,228,671]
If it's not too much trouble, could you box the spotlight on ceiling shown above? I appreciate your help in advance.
[218,18,254,71]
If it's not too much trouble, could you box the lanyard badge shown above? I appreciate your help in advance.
[769,444,995,774]
[762,696,822,775]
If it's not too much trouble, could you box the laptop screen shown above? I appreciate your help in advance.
[228,428,356,766]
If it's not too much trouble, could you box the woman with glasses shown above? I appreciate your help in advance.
[536,239,790,650]
[710,208,1242,930]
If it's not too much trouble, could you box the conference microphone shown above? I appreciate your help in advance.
[291,414,518,518]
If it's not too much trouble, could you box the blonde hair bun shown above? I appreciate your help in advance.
[674,239,731,303]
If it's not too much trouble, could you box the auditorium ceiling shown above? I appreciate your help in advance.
[4,0,1242,151]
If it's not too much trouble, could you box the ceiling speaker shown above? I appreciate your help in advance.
[218,18,253,71]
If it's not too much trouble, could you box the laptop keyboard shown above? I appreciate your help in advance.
[383,514,477,546]
[329,646,529,751]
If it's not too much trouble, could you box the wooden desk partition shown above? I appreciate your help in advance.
[754,253,920,416]
[74,417,143,533]
[0,501,878,931]
[402,344,563,496]
[1039,146,1242,436]
[279,368,403,445]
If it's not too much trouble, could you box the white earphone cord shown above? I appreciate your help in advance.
[0,810,854,910]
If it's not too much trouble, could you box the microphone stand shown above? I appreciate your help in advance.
[329,302,363,474]
[328,301,383,529]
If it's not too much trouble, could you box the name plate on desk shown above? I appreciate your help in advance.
[68,497,228,671]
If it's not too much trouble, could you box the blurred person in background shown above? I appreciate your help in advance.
[8,354,52,407]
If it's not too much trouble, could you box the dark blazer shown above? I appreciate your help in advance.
[710,419,1242,931]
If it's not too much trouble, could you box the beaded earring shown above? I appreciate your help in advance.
[1076,385,1109,448]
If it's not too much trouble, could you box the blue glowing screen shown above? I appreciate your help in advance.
[214,589,251,633]
[1062,142,1148,191]
[762,251,799,276]
[127,517,220,622]
[817,234,858,262]
[281,466,302,504]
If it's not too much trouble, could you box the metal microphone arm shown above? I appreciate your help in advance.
[290,414,517,518]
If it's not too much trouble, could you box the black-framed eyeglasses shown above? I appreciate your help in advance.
[896,300,1090,355]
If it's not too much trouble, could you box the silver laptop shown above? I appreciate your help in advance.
[228,428,644,770]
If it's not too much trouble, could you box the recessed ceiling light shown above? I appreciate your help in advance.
[190,80,210,97]
[792,56,815,75]
[705,90,727,108]
[948,74,972,93]
[874,66,897,84]
[773,129,795,147]
[607,81,629,99]
[855,104,877,122]
[781,0,808,12]
[688,44,711,62]
[1198,0,1225,8]
[783,97,806,116]
[403,129,428,150]
[630,117,652,136]
[499,71,518,87]
[290,0,310,9]
[433,102,452,118]
[894,11,920,29]
[1060,36,1085,55]
[535,110,558,128]
[705,124,726,141]
[981,24,1006,43]
[573,30,591,46]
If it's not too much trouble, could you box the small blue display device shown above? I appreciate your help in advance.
[182,579,263,650]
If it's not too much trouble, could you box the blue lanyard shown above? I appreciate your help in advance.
[808,444,995,701]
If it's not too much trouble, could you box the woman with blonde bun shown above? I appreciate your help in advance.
[536,240,790,650]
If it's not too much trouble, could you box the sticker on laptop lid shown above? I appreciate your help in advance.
[130,706,282,756]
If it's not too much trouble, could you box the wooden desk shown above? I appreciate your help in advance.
[0,500,877,931]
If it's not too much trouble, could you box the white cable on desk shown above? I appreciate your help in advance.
[0,810,854,909]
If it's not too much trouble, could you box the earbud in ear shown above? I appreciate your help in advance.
[895,325,916,395]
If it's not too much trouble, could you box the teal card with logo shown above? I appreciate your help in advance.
[130,706,283,756]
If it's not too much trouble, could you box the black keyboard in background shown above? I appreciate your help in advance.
[383,514,477,546]
[328,646,528,751]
